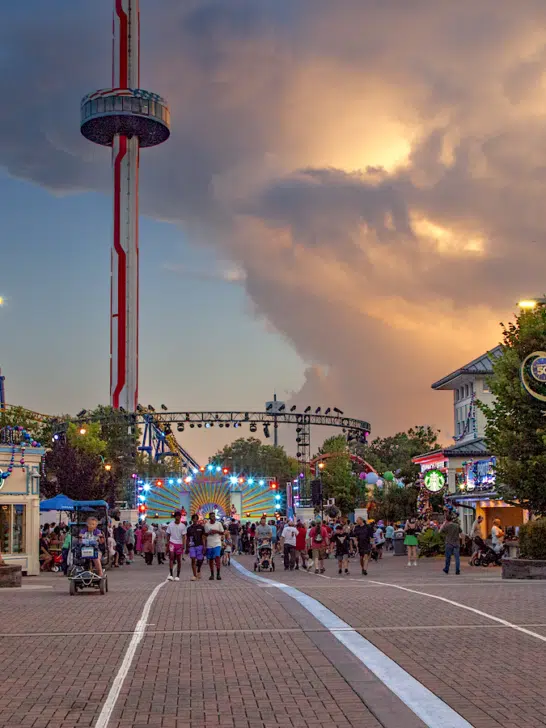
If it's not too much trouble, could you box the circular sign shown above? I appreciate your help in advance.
[521,351,546,402]
[423,469,446,493]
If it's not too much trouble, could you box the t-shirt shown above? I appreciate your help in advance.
[114,525,126,545]
[332,532,350,555]
[491,525,503,546]
[441,521,462,546]
[310,526,328,549]
[187,523,205,548]
[205,521,224,548]
[385,525,394,539]
[166,521,187,545]
[281,525,298,546]
[295,526,307,550]
[353,524,372,548]
[125,527,135,545]
[472,520,483,539]
[256,524,273,542]
[228,521,240,536]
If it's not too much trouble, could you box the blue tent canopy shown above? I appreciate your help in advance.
[40,494,76,512]
[71,500,109,510]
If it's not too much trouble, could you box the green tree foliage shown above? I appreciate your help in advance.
[41,442,115,503]
[67,422,106,457]
[317,435,357,515]
[354,425,440,483]
[0,406,50,444]
[211,437,296,483]
[369,485,418,523]
[480,307,546,515]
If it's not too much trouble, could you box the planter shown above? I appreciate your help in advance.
[502,558,546,580]
[0,565,22,588]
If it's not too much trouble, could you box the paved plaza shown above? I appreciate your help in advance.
[1,553,546,728]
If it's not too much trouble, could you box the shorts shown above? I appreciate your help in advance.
[224,546,232,553]
[206,546,222,560]
[126,543,134,552]
[189,545,204,560]
[312,548,326,561]
[169,543,184,556]
[358,545,371,555]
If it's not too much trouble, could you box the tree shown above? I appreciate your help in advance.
[369,486,418,523]
[317,435,358,515]
[211,437,296,483]
[480,307,546,515]
[0,406,49,445]
[41,442,115,503]
[353,425,440,483]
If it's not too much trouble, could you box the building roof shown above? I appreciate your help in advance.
[413,438,491,463]
[431,345,503,390]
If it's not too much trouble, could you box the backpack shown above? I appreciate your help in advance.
[314,527,323,543]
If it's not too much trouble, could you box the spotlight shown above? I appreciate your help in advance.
[205,423,211,428]
[266,403,273,411]
[225,423,230,428]
[168,479,174,485]
[233,423,239,428]
[222,467,229,475]
[304,406,311,413]
[198,423,202,428]
[177,478,183,484]
[325,407,331,414]
[219,423,224,428]
[263,424,270,439]
[177,423,185,432]
[207,464,214,471]
[279,404,285,411]
[147,405,155,412]
[199,466,205,472]
[258,480,265,486]
[119,406,126,413]
[190,423,195,428]
[230,476,238,485]
[216,466,222,472]
[296,427,302,433]
[290,405,297,412]
[161,404,168,411]
[184,476,192,484]
[77,409,87,418]
[247,478,254,485]
[296,452,302,458]
[79,427,87,435]
[156,480,163,487]
[250,423,257,433]
[334,407,343,414]
[143,483,150,491]
[315,407,321,414]
[136,404,144,413]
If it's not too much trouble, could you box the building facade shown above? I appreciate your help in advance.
[414,346,528,535]
[0,441,45,576]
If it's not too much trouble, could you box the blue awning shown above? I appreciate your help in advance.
[40,494,76,512]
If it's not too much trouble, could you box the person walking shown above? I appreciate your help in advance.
[295,520,308,570]
[281,520,298,571]
[385,523,394,551]
[469,515,484,565]
[309,519,329,574]
[205,512,225,581]
[441,514,463,575]
[404,517,419,567]
[186,513,206,580]
[332,523,350,575]
[255,516,273,548]
[166,511,187,581]
[352,516,373,576]
[125,522,135,564]
[141,524,154,565]
[135,524,143,555]
[228,519,240,555]
[113,521,126,566]
[155,524,167,565]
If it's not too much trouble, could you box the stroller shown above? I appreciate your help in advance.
[472,536,505,567]
[254,539,275,572]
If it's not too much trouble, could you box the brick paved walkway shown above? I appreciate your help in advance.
[1,552,545,727]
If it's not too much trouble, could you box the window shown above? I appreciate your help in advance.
[114,97,123,111]
[131,98,140,112]
[0,504,26,553]
[90,100,98,115]
[141,99,149,115]
[483,382,491,394]
[455,390,459,402]
[104,97,114,112]
[97,98,105,113]
[465,384,469,398]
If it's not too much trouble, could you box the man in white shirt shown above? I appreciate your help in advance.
[281,520,298,571]
[166,511,187,582]
[205,512,225,581]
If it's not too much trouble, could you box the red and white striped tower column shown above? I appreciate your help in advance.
[81,2,169,411]
[111,0,140,411]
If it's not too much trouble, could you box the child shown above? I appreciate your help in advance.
[79,516,103,577]
[223,532,232,566]
[332,524,350,575]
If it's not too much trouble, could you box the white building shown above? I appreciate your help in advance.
[414,346,528,536]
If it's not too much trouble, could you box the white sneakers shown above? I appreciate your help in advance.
[167,575,174,581]
[174,576,180,581]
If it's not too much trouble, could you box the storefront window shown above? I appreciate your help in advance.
[0,505,10,552]
[12,505,25,553]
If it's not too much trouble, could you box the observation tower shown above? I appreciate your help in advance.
[80,0,170,411]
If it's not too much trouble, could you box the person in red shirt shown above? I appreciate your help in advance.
[310,520,329,574]
[295,520,308,570]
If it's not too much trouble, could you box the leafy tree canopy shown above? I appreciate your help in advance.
[480,307,546,515]
[316,436,357,515]
[211,437,297,483]
[369,485,418,523]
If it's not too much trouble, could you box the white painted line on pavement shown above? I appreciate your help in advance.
[368,580,546,644]
[232,559,472,728]
[94,580,166,728]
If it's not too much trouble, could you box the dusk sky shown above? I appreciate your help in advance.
[1,0,543,461]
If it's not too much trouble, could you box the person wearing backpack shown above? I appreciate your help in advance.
[310,519,329,574]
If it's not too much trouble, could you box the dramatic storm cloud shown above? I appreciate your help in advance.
[2,0,546,438]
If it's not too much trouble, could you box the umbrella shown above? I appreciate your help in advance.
[39,494,76,512]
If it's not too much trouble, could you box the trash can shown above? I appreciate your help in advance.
[393,530,406,556]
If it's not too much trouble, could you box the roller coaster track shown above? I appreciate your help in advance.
[1,403,54,423]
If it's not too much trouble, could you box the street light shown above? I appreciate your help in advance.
[79,427,87,435]
[517,298,546,310]
[104,463,112,471]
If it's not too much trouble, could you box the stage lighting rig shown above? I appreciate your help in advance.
[304,406,311,413]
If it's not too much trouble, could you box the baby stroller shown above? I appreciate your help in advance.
[472,536,505,567]
[254,539,275,572]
